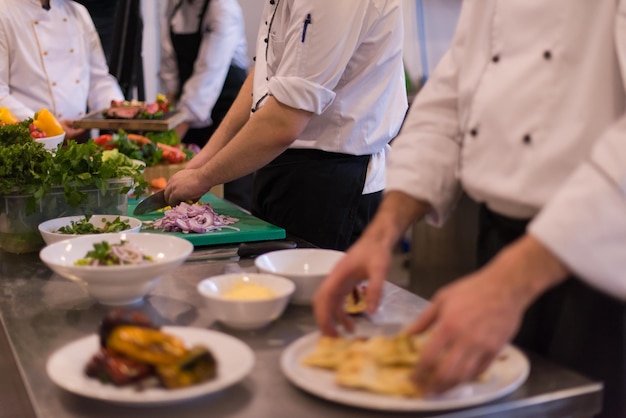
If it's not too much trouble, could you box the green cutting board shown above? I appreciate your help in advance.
[128,194,285,247]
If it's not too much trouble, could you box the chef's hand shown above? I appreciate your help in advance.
[313,236,393,336]
[406,268,524,394]
[164,168,208,206]
[407,235,569,394]
[60,120,86,141]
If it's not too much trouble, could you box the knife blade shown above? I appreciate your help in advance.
[133,190,168,215]
[187,240,297,262]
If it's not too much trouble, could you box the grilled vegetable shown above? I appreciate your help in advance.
[85,348,153,386]
[156,346,217,389]
[106,326,188,365]
[98,309,158,347]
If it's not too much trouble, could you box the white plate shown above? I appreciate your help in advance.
[280,331,530,412]
[47,326,255,406]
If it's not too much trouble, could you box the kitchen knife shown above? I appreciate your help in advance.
[187,240,298,262]
[133,190,168,215]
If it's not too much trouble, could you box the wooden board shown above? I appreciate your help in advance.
[128,193,286,247]
[73,109,186,131]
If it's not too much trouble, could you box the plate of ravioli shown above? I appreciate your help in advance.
[280,329,529,411]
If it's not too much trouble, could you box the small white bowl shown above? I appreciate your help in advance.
[38,215,143,245]
[39,233,193,305]
[254,248,345,305]
[197,273,295,330]
[35,132,65,151]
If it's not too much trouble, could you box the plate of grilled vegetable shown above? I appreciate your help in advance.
[46,311,254,405]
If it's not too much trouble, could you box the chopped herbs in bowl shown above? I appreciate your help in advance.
[38,215,143,245]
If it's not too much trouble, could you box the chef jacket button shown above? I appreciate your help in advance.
[57,113,63,118]
[34,21,39,25]
[270,0,275,4]
[492,54,500,63]
[63,18,67,22]
[469,128,478,137]
[76,80,80,84]
[51,82,57,87]
[543,50,552,60]
[43,51,48,56]
[253,56,256,62]
[264,38,268,43]
[69,48,74,53]
[523,134,532,144]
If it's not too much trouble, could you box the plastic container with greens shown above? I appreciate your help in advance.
[0,121,146,253]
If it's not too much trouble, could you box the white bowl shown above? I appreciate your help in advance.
[38,215,143,245]
[254,248,345,305]
[39,233,193,305]
[35,132,65,151]
[197,273,295,330]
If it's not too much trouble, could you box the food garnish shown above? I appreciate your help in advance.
[74,240,154,266]
[145,202,239,234]
[85,310,217,389]
[56,215,132,235]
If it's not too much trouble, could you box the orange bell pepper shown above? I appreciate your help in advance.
[33,109,64,136]
[0,107,19,124]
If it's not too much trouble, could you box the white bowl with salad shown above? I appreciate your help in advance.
[39,232,193,305]
[38,215,143,245]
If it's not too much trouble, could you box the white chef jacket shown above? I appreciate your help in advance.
[0,0,123,121]
[253,0,408,194]
[387,1,626,299]
[159,0,249,128]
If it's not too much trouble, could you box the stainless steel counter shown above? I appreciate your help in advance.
[0,248,602,418]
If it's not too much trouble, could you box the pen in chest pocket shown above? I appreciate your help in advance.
[302,13,311,43]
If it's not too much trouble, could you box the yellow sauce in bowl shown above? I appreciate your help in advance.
[222,282,276,300]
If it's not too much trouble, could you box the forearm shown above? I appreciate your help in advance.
[361,191,431,250]
[489,234,570,309]
[195,96,311,187]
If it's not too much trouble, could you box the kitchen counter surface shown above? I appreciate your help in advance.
[0,247,602,418]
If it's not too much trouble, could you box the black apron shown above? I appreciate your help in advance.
[169,0,246,147]
[252,149,381,251]
[478,205,626,418]
[169,0,252,210]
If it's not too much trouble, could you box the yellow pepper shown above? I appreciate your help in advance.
[33,108,64,136]
[0,107,19,124]
[106,325,188,365]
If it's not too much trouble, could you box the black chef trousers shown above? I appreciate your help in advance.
[478,205,626,418]
[252,149,381,251]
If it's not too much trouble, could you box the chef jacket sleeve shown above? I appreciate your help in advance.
[529,3,626,300]
[529,116,626,301]
[0,19,36,119]
[385,3,472,226]
[177,0,247,125]
[80,7,124,112]
[266,1,371,114]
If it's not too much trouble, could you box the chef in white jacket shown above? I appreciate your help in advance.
[314,2,626,416]
[0,0,124,139]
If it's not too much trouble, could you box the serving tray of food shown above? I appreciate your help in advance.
[74,97,185,131]
[73,109,186,131]
[129,193,286,247]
